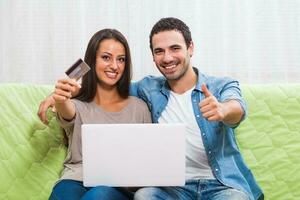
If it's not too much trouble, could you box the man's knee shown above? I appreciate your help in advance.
[229,189,250,200]
[212,188,250,200]
[134,187,161,200]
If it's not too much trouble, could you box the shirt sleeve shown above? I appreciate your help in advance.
[55,99,80,137]
[219,80,247,127]
[129,82,139,97]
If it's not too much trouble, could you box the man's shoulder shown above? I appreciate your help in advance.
[136,75,166,91]
[201,73,237,85]
[198,72,240,95]
[200,73,238,89]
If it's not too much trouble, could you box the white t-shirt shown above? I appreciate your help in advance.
[158,87,215,180]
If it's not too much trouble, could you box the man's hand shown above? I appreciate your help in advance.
[199,84,244,125]
[199,84,226,121]
[38,95,56,125]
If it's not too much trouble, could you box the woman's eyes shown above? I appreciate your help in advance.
[101,55,125,63]
[102,55,110,61]
[118,57,126,62]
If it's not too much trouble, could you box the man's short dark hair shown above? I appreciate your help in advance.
[149,17,192,51]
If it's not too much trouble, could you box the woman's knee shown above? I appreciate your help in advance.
[82,186,130,200]
[49,180,86,200]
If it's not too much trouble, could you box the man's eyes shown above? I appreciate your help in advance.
[171,46,181,51]
[154,47,181,55]
[154,50,163,54]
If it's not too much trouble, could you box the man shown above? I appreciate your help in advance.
[38,17,263,200]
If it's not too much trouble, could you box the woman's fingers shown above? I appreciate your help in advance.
[54,87,72,98]
[56,79,81,93]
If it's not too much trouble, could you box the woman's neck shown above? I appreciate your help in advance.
[93,84,128,112]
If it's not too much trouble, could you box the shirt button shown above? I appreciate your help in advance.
[193,99,196,102]
[215,168,219,171]
[203,133,205,136]
[196,115,200,117]
[208,151,211,154]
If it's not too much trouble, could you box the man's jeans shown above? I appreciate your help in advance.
[134,179,250,200]
[49,180,133,200]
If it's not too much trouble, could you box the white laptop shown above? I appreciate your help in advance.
[81,123,186,187]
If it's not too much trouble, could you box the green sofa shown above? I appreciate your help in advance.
[0,83,299,200]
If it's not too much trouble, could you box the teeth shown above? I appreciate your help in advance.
[165,64,176,69]
[105,72,117,78]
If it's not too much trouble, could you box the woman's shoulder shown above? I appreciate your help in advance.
[71,99,94,111]
[128,96,147,106]
[127,96,150,112]
[127,96,152,123]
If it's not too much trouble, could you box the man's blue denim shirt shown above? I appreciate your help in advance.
[129,68,263,200]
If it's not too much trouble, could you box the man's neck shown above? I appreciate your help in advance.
[168,66,197,94]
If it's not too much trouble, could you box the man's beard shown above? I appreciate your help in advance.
[158,60,189,81]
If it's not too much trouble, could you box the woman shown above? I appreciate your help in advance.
[49,29,151,200]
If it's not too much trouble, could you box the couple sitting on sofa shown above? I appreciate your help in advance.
[38,17,263,200]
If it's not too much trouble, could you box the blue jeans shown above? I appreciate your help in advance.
[134,179,251,200]
[49,180,133,200]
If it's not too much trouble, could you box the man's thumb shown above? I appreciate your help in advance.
[202,84,212,98]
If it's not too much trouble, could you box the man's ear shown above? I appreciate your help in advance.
[188,41,194,57]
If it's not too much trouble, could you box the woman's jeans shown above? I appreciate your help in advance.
[49,179,133,200]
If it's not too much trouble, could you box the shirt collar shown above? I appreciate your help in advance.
[194,67,207,92]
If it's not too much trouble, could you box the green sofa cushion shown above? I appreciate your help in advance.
[236,84,300,200]
[0,84,66,200]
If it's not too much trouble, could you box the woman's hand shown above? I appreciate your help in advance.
[53,79,81,104]
[37,79,81,124]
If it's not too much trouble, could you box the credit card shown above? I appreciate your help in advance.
[65,58,90,80]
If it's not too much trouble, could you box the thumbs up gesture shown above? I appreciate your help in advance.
[199,84,225,121]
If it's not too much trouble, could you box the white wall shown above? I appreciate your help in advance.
[1,0,299,84]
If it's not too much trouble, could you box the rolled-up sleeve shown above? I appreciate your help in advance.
[219,80,247,127]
